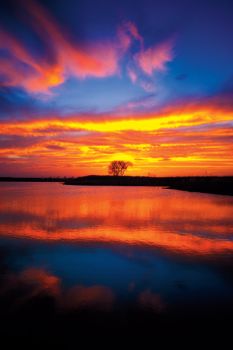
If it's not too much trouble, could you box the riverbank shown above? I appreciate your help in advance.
[1,176,232,196]
[64,175,233,196]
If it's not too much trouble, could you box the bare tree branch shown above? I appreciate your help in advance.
[108,161,132,176]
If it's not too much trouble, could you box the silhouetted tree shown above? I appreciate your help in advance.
[108,160,132,176]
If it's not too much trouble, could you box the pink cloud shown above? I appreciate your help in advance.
[126,22,144,47]
[135,40,174,75]
[0,0,174,95]
[127,67,138,83]
[0,2,142,94]
[140,80,155,92]
[26,0,127,79]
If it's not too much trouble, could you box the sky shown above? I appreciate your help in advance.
[0,0,233,177]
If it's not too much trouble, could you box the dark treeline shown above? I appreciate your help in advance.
[64,175,233,196]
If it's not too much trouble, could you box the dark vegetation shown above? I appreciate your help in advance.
[64,175,233,196]
[0,176,233,196]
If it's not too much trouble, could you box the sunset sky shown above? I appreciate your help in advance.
[0,0,233,177]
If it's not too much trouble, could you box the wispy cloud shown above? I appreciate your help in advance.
[0,1,175,96]
[0,2,142,95]
[135,39,174,75]
[127,67,138,83]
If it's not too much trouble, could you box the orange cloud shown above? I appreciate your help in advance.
[0,97,232,176]
[0,1,144,94]
[0,30,65,93]
[0,1,176,95]
[0,103,232,135]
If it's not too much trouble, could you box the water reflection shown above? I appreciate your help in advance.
[138,289,165,312]
[0,267,115,312]
[0,182,233,255]
[0,182,233,340]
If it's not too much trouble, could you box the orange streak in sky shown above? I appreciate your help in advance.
[0,102,232,176]
[0,106,232,135]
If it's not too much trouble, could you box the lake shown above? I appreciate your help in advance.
[0,182,233,341]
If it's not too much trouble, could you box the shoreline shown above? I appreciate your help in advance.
[0,175,232,196]
[64,175,233,196]
[166,185,233,196]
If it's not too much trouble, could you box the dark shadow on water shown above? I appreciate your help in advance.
[0,242,233,344]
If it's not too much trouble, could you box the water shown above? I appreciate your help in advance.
[0,182,233,340]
